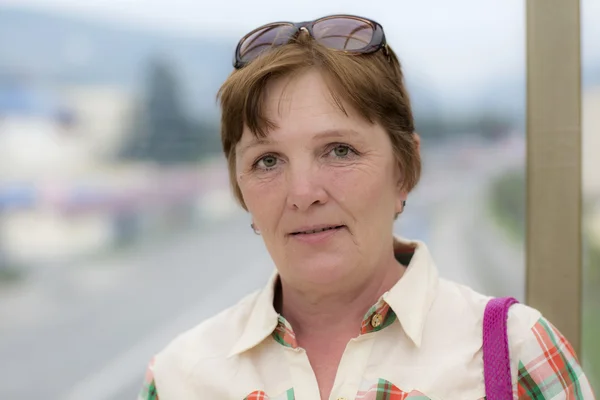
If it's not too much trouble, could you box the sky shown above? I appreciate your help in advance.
[0,0,598,95]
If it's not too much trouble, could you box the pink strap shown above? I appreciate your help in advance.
[483,297,519,400]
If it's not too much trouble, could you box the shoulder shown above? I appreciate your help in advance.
[506,302,542,348]
[153,288,262,377]
[136,289,266,399]
[433,281,594,398]
[433,279,526,322]
[507,308,595,399]
[434,279,560,360]
[450,285,595,399]
[434,278,541,327]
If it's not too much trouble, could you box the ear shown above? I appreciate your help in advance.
[394,132,419,215]
[413,132,421,153]
[395,188,408,215]
[250,220,261,235]
[394,166,408,215]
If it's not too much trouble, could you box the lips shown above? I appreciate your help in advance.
[291,225,346,235]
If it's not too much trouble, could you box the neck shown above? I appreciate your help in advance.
[276,254,404,341]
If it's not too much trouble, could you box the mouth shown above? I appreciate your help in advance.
[290,225,346,235]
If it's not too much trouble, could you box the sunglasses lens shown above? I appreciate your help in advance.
[238,24,297,64]
[312,17,374,51]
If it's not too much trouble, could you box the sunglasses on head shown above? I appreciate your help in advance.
[233,14,388,69]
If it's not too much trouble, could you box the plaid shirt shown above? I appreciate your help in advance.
[137,239,595,400]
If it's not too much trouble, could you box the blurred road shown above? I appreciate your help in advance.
[0,137,525,400]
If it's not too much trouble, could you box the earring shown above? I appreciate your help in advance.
[396,201,407,218]
[251,223,261,235]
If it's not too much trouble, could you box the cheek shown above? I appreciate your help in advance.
[238,174,285,222]
[329,165,396,212]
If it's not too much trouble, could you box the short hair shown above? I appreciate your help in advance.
[217,34,421,210]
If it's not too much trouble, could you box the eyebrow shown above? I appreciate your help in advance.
[313,128,362,141]
[237,128,363,158]
[237,137,272,159]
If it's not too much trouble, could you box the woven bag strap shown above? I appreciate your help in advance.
[483,297,519,400]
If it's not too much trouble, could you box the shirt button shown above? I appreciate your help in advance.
[371,313,383,328]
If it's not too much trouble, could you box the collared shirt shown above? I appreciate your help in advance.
[137,238,595,400]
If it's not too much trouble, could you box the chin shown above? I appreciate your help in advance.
[289,253,355,286]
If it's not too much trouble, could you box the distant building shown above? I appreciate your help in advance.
[0,81,134,265]
[0,81,92,181]
[59,84,135,159]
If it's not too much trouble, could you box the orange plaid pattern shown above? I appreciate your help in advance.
[355,379,432,399]
[137,357,158,400]
[517,318,595,399]
[244,390,269,399]
[272,315,298,349]
[360,300,396,334]
[244,389,295,399]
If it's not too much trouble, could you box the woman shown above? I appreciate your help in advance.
[137,15,595,400]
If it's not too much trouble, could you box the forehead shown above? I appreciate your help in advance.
[266,70,332,109]
[259,69,365,135]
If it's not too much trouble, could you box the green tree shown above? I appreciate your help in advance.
[121,57,219,164]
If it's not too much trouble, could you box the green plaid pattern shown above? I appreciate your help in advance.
[355,379,430,399]
[361,300,397,334]
[271,296,398,349]
[244,388,295,399]
[517,317,596,399]
[272,314,298,348]
[137,315,595,400]
[137,357,159,400]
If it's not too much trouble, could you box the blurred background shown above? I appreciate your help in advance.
[0,1,597,398]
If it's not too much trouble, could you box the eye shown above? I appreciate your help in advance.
[329,144,357,158]
[333,145,350,157]
[255,154,278,170]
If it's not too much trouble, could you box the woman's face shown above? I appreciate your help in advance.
[236,69,407,289]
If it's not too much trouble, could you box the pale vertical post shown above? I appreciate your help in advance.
[526,0,582,352]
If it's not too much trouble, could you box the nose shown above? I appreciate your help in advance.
[285,162,328,211]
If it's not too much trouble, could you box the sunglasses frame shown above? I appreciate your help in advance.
[233,14,388,69]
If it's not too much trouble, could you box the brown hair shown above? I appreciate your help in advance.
[217,35,421,210]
